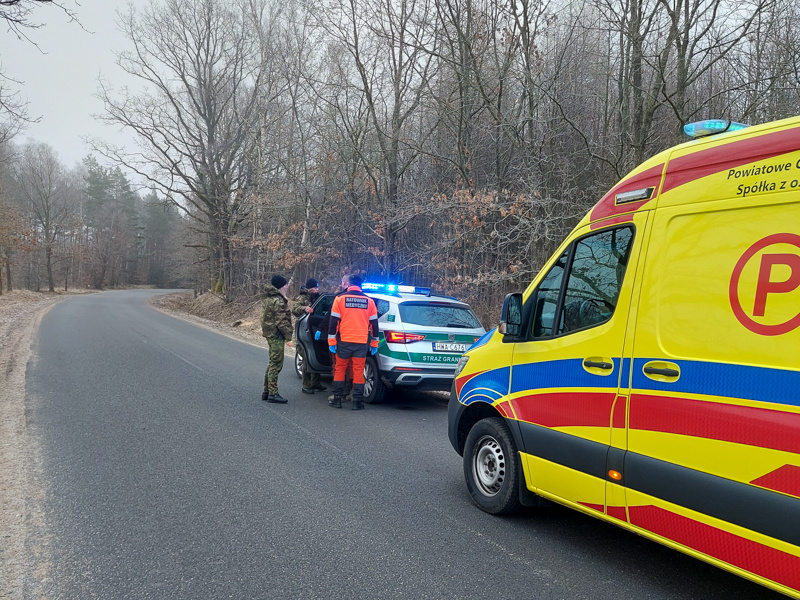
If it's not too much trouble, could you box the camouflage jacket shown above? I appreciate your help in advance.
[291,288,320,318]
[261,286,293,341]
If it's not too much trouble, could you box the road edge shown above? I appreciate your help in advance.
[0,300,61,600]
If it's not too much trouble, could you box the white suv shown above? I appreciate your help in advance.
[294,284,486,403]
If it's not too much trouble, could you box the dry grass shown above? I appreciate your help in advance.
[149,291,273,348]
[0,289,89,600]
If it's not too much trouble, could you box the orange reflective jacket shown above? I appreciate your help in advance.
[328,287,379,346]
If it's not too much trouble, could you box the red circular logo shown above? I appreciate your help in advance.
[729,233,800,335]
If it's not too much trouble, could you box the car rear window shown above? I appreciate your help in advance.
[398,302,482,328]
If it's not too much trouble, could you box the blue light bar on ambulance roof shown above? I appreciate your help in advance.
[362,282,431,296]
[683,119,748,139]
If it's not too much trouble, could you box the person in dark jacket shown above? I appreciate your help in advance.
[318,275,354,400]
[292,278,326,394]
[261,275,293,403]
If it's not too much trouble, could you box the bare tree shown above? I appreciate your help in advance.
[315,0,439,279]
[0,0,80,144]
[0,0,76,36]
[580,0,774,170]
[0,74,29,145]
[11,141,73,292]
[0,183,25,293]
[97,0,285,300]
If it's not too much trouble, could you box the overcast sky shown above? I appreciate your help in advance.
[0,0,137,169]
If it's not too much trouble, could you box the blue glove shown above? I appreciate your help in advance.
[314,331,321,340]
[370,346,378,355]
[329,345,337,354]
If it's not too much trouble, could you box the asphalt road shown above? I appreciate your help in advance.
[23,290,784,599]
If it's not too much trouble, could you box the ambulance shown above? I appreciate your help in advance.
[448,115,800,597]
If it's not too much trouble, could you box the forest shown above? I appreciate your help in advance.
[1,0,799,322]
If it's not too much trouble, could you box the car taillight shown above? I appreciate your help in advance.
[385,330,426,343]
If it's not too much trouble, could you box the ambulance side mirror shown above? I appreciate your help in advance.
[499,293,523,337]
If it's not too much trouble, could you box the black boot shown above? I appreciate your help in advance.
[329,394,342,408]
[351,383,365,411]
[267,393,288,404]
[261,391,270,402]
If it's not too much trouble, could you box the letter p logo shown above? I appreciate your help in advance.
[753,254,800,316]
[730,233,800,336]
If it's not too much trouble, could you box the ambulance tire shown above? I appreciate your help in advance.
[362,356,386,404]
[463,417,521,515]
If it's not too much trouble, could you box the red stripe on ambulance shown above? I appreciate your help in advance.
[496,401,514,418]
[629,505,800,591]
[629,394,800,455]
[580,502,629,523]
[662,126,800,195]
[751,465,800,499]
[511,391,617,428]
[591,164,664,221]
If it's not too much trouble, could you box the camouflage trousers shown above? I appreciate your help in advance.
[263,338,285,394]
[297,346,320,389]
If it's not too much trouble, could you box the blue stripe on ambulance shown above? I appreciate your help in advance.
[631,358,800,407]
[510,358,621,394]
[459,367,510,405]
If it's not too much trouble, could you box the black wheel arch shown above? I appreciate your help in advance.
[452,399,548,509]
[452,400,525,457]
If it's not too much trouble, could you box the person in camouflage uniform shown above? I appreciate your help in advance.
[261,275,293,403]
[291,278,326,394]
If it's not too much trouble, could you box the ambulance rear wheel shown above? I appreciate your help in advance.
[463,417,521,515]
[362,356,386,404]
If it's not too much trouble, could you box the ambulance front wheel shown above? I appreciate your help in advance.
[463,417,521,515]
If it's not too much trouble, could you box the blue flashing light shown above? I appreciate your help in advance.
[362,282,431,296]
[683,119,748,139]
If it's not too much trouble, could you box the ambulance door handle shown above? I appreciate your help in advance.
[642,361,681,382]
[584,359,613,370]
[643,367,678,377]
[582,357,615,376]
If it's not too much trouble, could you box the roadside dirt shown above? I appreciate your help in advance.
[149,290,263,342]
[0,290,91,600]
[149,290,295,353]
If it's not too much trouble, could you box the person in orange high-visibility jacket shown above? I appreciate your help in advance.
[327,274,379,410]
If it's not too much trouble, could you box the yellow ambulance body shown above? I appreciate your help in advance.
[448,115,800,597]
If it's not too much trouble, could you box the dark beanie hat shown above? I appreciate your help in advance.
[271,274,288,289]
[305,278,319,289]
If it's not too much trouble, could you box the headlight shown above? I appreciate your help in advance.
[455,355,469,377]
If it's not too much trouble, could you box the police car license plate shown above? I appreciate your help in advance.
[433,342,467,352]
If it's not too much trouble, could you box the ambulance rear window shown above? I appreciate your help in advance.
[399,302,482,328]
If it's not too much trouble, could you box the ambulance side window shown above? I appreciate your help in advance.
[531,251,567,338]
[558,226,633,335]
